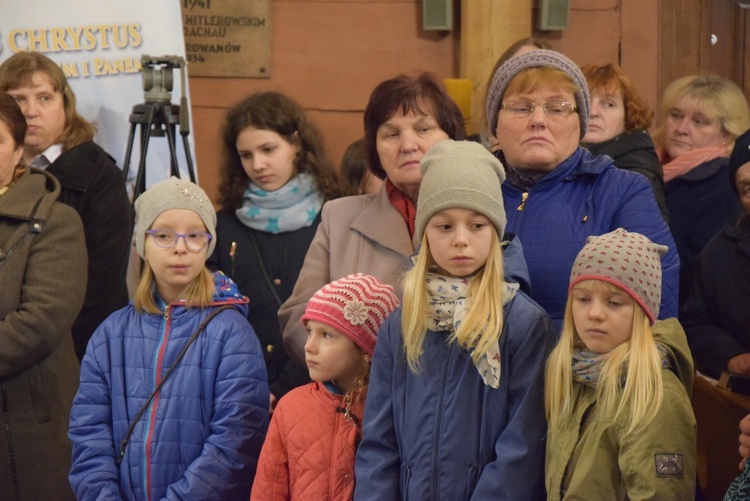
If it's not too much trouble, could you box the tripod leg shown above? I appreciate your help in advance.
[161,106,181,179]
[134,106,155,201]
[181,134,196,183]
[122,121,139,183]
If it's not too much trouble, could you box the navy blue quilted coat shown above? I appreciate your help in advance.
[354,292,555,500]
[502,147,680,329]
[69,273,269,500]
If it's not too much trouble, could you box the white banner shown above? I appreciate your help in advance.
[0,0,196,190]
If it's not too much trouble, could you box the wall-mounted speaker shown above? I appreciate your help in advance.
[538,0,570,30]
[423,0,453,31]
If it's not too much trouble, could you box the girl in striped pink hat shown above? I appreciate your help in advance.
[251,274,399,500]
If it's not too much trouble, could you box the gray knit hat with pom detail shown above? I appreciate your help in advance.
[415,140,507,241]
[486,49,590,140]
[569,229,667,325]
[134,176,217,258]
[301,273,400,356]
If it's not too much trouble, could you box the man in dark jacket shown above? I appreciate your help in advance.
[0,51,133,361]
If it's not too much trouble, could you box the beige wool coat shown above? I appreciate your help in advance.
[279,185,418,364]
[0,168,87,501]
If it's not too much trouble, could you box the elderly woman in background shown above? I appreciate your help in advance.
[653,75,750,307]
[279,73,466,363]
[0,93,86,500]
[486,50,679,328]
[581,63,668,221]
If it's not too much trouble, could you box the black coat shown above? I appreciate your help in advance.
[208,211,319,398]
[682,216,750,378]
[584,131,669,222]
[46,141,132,360]
[665,157,741,307]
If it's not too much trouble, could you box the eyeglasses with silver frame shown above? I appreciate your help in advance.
[500,101,578,118]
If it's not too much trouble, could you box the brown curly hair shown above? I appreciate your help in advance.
[581,63,653,133]
[0,51,95,151]
[217,91,341,210]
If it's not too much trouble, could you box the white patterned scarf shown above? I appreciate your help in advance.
[425,272,519,388]
[235,172,323,233]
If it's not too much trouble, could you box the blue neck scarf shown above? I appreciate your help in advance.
[235,172,323,234]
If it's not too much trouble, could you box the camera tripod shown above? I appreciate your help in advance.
[122,55,195,202]
[121,101,196,201]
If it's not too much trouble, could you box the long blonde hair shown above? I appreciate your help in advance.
[545,280,664,437]
[133,262,214,314]
[401,229,505,373]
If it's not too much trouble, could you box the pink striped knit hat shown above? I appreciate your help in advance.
[569,229,668,324]
[301,274,400,355]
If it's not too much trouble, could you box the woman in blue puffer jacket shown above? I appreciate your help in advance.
[485,50,679,330]
[69,177,269,500]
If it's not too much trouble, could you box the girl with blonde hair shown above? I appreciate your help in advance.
[354,140,555,501]
[545,228,697,500]
[69,177,269,500]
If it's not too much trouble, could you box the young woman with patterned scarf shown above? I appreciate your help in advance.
[209,91,342,410]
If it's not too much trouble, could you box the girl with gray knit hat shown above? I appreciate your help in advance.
[545,228,696,500]
[354,140,555,501]
[69,177,270,500]
[485,49,680,330]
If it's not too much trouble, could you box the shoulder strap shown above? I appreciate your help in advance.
[116,304,239,466]
[249,231,283,307]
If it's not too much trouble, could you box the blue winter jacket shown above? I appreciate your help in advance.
[69,272,270,500]
[354,289,555,500]
[502,147,680,329]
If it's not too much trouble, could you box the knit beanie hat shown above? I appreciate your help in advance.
[569,228,668,325]
[134,176,217,258]
[729,128,750,194]
[486,49,590,140]
[301,274,400,356]
[415,140,507,240]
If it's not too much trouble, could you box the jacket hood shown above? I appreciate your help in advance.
[211,271,250,316]
[652,318,694,396]
[0,168,60,221]
[502,233,531,295]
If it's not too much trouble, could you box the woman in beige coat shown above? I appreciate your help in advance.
[0,93,86,501]
[279,73,465,364]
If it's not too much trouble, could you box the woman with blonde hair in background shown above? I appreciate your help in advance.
[653,75,750,306]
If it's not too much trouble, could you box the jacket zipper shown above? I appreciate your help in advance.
[142,305,172,501]
[430,345,452,499]
[229,241,237,277]
[2,385,21,501]
[517,191,529,211]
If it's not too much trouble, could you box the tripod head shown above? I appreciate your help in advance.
[122,54,196,201]
[140,55,190,135]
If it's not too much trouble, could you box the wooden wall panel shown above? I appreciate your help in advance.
[189,0,458,204]
[459,0,532,136]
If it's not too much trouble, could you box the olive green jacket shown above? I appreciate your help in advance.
[545,318,697,500]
